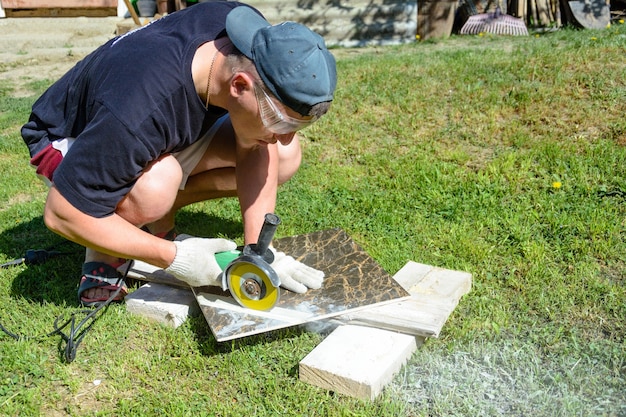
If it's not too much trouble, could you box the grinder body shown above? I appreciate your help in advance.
[215,214,282,311]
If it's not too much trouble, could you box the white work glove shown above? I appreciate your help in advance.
[270,247,325,294]
[165,236,237,287]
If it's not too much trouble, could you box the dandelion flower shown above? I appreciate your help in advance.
[552,181,562,189]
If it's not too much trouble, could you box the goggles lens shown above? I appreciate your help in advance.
[253,83,316,135]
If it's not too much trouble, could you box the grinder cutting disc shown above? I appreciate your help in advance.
[225,259,279,311]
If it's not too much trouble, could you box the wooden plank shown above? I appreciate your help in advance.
[339,297,461,337]
[122,0,141,26]
[125,282,200,329]
[299,325,418,400]
[337,261,472,337]
[536,0,552,25]
[5,7,117,17]
[513,0,527,19]
[551,0,561,26]
[393,261,433,289]
[529,0,537,24]
[396,262,472,299]
[1,0,116,7]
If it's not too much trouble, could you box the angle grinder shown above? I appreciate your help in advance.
[214,213,282,311]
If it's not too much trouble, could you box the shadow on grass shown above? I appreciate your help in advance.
[1,212,327,364]
[0,211,243,306]
[190,313,316,361]
[0,216,81,305]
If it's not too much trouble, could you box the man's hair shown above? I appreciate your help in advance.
[225,51,331,119]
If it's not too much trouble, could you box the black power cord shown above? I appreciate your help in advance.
[1,248,72,268]
[0,251,130,363]
[53,274,127,363]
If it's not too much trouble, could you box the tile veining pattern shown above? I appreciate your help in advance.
[195,228,410,341]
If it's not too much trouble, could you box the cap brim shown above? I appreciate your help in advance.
[225,6,270,59]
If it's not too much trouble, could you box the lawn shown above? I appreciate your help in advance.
[1,21,625,416]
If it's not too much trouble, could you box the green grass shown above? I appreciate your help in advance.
[1,24,626,416]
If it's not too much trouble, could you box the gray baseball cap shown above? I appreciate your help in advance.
[225,6,337,116]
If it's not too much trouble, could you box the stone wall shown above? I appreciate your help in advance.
[0,0,420,46]
[244,0,418,47]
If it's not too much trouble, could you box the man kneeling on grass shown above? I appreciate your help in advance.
[21,2,336,306]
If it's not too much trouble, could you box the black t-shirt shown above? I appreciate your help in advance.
[21,1,253,218]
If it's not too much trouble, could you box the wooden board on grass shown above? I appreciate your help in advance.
[337,261,472,337]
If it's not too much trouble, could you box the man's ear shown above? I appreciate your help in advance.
[230,72,254,97]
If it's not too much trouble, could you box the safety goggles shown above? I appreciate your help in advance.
[253,83,317,135]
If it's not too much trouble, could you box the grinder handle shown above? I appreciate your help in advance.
[215,213,281,269]
[253,213,281,256]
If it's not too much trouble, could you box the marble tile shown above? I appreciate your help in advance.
[124,229,410,342]
[194,228,411,341]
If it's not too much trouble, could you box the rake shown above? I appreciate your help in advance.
[460,0,529,36]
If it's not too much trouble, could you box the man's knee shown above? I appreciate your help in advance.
[117,155,182,224]
[278,135,302,185]
[142,154,183,193]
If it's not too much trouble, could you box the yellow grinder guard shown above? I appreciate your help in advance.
[224,256,280,311]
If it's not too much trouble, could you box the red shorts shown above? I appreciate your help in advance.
[30,143,62,184]
[29,138,74,185]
